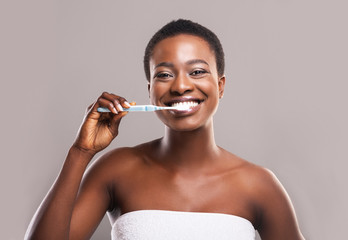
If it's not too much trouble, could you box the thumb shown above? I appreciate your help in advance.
[109,111,127,136]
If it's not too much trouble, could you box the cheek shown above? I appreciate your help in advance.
[149,82,165,104]
[196,78,220,97]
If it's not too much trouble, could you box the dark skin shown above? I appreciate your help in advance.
[26,34,304,240]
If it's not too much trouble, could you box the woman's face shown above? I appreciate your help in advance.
[148,34,225,131]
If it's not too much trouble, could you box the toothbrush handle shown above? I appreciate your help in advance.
[126,105,155,111]
[97,105,158,112]
[97,107,112,113]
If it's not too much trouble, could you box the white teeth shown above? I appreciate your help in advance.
[171,101,199,110]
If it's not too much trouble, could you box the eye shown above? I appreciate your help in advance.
[154,72,173,79]
[190,69,208,76]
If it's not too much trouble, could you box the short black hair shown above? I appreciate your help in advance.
[143,19,225,81]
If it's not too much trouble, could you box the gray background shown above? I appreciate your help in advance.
[1,0,347,239]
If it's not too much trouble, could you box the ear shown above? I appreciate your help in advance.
[147,82,151,98]
[218,75,226,99]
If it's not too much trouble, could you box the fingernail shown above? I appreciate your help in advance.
[124,101,131,107]
[112,107,118,114]
[117,104,124,111]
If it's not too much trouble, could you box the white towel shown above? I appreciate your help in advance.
[111,210,255,240]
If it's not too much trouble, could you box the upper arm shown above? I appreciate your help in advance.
[255,169,305,240]
[69,154,114,240]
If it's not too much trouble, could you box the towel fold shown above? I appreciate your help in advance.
[112,210,255,240]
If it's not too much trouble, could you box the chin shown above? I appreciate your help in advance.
[155,105,216,132]
[162,117,212,132]
[166,124,201,132]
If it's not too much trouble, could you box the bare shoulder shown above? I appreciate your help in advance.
[237,163,293,210]
[82,142,152,182]
[222,152,304,239]
[220,150,275,187]
[235,161,293,211]
[221,151,290,197]
[237,161,284,194]
[218,151,285,202]
[253,168,304,239]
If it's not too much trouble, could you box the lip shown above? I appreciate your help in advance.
[163,96,204,106]
[170,103,201,115]
[163,96,204,116]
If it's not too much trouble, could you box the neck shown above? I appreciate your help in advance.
[158,120,220,172]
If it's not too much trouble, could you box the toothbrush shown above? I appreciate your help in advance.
[97,104,190,112]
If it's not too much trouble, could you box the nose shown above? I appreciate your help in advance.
[170,72,194,95]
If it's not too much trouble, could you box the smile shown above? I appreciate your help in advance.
[164,98,204,113]
[171,101,199,109]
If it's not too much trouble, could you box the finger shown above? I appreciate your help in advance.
[109,111,128,135]
[118,97,131,109]
[114,101,123,112]
[86,101,102,119]
[87,103,94,111]
[98,98,118,114]
[101,92,125,112]
[85,102,97,115]
[111,111,127,125]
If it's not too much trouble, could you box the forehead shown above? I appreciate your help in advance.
[150,34,216,67]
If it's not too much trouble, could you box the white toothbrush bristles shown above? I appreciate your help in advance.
[174,105,191,111]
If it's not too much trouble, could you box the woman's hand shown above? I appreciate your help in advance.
[72,92,133,156]
[25,92,132,240]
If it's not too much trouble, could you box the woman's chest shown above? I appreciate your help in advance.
[111,167,258,227]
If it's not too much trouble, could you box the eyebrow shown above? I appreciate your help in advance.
[186,59,209,66]
[154,62,174,69]
[154,59,209,69]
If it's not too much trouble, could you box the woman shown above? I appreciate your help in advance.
[26,19,304,240]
